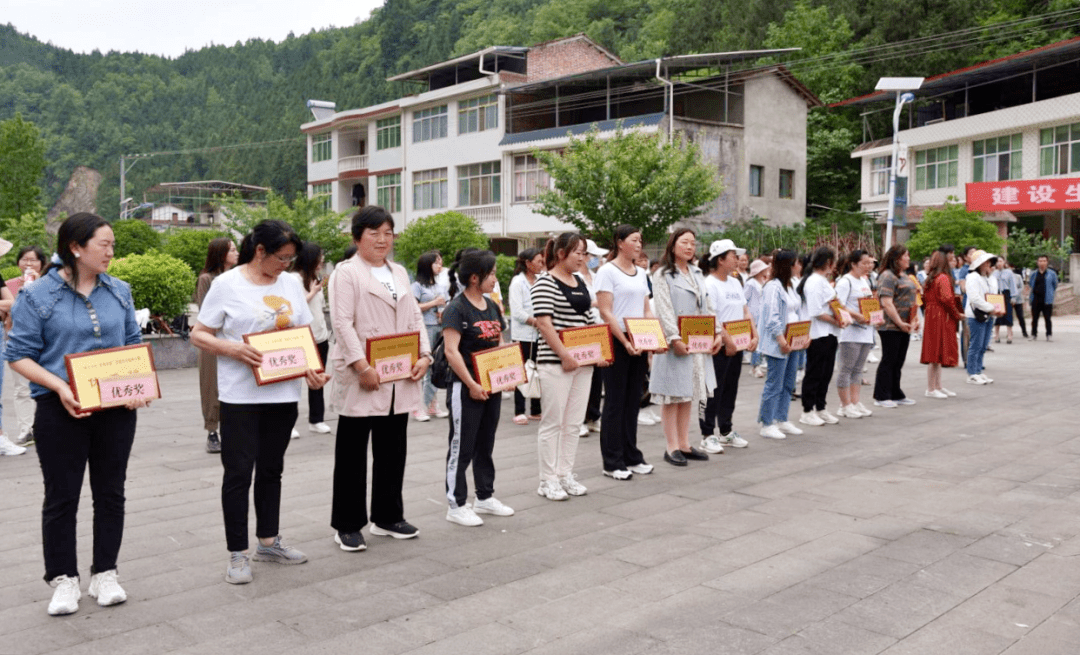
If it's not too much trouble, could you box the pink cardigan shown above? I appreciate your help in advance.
[329,256,431,417]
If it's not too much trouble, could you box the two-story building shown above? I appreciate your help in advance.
[302,34,821,249]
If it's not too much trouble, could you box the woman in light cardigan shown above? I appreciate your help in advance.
[755,250,802,440]
[508,248,544,424]
[964,250,1004,385]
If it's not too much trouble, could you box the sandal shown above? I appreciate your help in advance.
[513,414,529,425]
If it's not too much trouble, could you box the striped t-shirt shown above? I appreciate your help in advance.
[530,272,593,365]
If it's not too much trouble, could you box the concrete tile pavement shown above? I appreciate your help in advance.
[0,316,1079,654]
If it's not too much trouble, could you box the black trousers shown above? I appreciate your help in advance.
[219,401,297,552]
[35,393,136,582]
[585,366,603,423]
[1014,303,1028,337]
[801,335,838,412]
[1031,301,1053,337]
[308,339,330,424]
[446,381,502,508]
[873,330,911,401]
[331,413,408,531]
[513,340,542,416]
[600,340,648,472]
[699,348,742,436]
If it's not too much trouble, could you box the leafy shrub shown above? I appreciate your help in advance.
[162,228,230,273]
[1007,227,1073,279]
[394,210,490,273]
[108,252,195,318]
[905,199,1004,261]
[495,254,516,305]
[111,219,163,258]
[1,265,22,282]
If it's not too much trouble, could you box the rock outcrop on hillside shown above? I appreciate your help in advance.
[46,166,101,234]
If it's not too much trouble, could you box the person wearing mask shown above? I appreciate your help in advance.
[873,245,919,408]
[595,225,658,480]
[700,239,756,453]
[329,206,431,550]
[192,220,329,585]
[796,247,847,427]
[411,251,450,421]
[508,248,545,424]
[7,214,147,615]
[649,229,719,466]
[579,239,607,437]
[6,245,48,449]
[443,249,515,526]
[194,238,239,453]
[532,233,604,500]
[292,242,332,435]
[834,250,876,419]
[1028,255,1058,342]
[744,259,770,378]
[964,250,1005,384]
[755,250,802,439]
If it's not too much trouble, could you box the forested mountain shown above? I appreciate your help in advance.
[0,0,1072,219]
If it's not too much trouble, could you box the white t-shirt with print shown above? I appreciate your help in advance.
[704,274,747,325]
[370,264,397,300]
[197,267,314,404]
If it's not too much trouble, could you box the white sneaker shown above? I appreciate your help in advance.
[759,424,786,439]
[603,469,632,480]
[537,479,569,501]
[47,575,80,616]
[979,374,994,384]
[855,402,873,416]
[925,389,948,399]
[446,505,483,526]
[412,411,431,422]
[777,421,803,435]
[434,409,450,418]
[718,431,749,448]
[627,462,654,475]
[752,366,766,378]
[645,408,662,423]
[559,473,588,496]
[637,413,656,426]
[290,429,300,439]
[817,410,840,424]
[840,404,862,419]
[309,422,332,433]
[796,369,805,383]
[967,374,987,385]
[868,353,880,363]
[0,434,27,456]
[578,424,590,438]
[87,569,126,607]
[799,411,825,427]
[473,497,514,516]
[873,399,897,408]
[586,420,601,433]
[699,435,725,454]
[940,387,957,397]
[895,398,916,406]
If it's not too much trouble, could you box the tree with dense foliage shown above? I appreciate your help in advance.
[162,228,231,273]
[905,199,1005,261]
[110,218,163,258]
[0,208,54,268]
[215,191,351,264]
[0,113,46,226]
[393,210,490,272]
[108,251,196,320]
[533,127,723,247]
[1007,226,1073,276]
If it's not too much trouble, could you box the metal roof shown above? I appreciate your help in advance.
[387,46,529,82]
[147,181,269,194]
[499,112,665,147]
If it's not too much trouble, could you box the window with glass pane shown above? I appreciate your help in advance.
[458,95,498,135]
[749,165,763,197]
[778,169,795,199]
[377,173,402,212]
[376,116,401,150]
[413,168,448,210]
[1038,124,1080,176]
[972,134,1022,182]
[412,106,447,143]
[457,161,501,206]
[914,145,958,190]
[311,182,332,211]
[513,154,552,202]
[311,133,331,162]
[870,156,891,196]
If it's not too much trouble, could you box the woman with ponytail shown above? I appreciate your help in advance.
[508,248,544,424]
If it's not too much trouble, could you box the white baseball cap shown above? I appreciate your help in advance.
[709,239,745,259]
[585,239,608,257]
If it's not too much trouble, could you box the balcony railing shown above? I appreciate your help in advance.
[338,155,369,174]
[457,204,502,224]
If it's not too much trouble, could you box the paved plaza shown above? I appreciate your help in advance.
[2,318,1080,655]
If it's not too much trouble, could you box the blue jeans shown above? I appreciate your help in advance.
[758,354,798,425]
[422,325,440,409]
[966,318,992,376]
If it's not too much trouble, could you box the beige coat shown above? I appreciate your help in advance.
[330,255,431,417]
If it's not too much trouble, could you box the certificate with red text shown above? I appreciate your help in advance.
[784,321,812,351]
[722,319,753,352]
[65,343,161,412]
[679,315,716,354]
[624,318,668,352]
[244,325,324,386]
[985,294,1006,314]
[558,324,614,365]
[471,342,526,393]
[365,331,421,383]
[859,298,885,327]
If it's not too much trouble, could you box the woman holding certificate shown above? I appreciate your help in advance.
[964,250,1004,385]
[595,225,657,481]
[509,248,544,424]
[191,219,328,585]
[755,250,803,440]
[834,250,876,419]
[6,213,146,615]
[649,229,719,466]
[795,247,846,428]
[328,206,430,549]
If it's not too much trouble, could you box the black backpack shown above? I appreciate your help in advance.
[430,329,450,389]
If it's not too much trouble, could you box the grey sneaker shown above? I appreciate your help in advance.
[717,431,749,448]
[225,552,252,584]
[252,536,308,565]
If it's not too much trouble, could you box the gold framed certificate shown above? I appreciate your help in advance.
[558,324,614,365]
[985,293,1005,313]
[722,319,753,352]
[859,297,884,326]
[678,315,716,353]
[471,342,526,393]
[828,298,853,324]
[624,318,668,351]
[365,331,421,383]
[784,321,812,351]
[64,343,161,412]
[243,325,324,386]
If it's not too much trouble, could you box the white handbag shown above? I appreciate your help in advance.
[520,359,542,399]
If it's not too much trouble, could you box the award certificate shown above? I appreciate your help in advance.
[722,319,753,351]
[985,293,1006,314]
[784,321,812,351]
[65,343,161,412]
[828,298,853,325]
[859,297,885,326]
[558,324,614,365]
[624,318,667,351]
[365,331,421,383]
[244,325,324,386]
[678,315,716,353]
[471,342,526,393]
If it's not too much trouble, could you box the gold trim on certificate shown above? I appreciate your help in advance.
[722,319,753,352]
[244,325,324,386]
[985,293,1006,313]
[624,317,668,351]
[859,297,884,326]
[784,321,811,351]
[558,324,614,365]
[471,342,526,393]
[678,315,715,353]
[828,298,853,324]
[64,343,160,412]
[365,331,421,383]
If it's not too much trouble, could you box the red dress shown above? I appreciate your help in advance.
[920,273,963,367]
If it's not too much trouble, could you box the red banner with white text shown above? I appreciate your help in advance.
[966,178,1080,212]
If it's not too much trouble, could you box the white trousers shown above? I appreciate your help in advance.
[8,362,33,436]
[537,364,592,482]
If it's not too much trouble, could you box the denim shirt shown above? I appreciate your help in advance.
[756,278,792,359]
[5,268,142,398]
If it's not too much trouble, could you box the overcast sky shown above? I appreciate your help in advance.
[6,0,387,58]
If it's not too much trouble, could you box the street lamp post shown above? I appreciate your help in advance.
[876,77,923,252]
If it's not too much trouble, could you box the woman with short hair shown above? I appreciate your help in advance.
[834,250,876,419]
[873,245,920,408]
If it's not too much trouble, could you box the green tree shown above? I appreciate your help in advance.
[111,218,163,258]
[533,126,724,247]
[162,228,230,273]
[108,251,196,320]
[0,113,47,226]
[905,199,1005,261]
[1006,226,1073,278]
[0,208,55,268]
[215,191,351,264]
[394,210,491,273]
